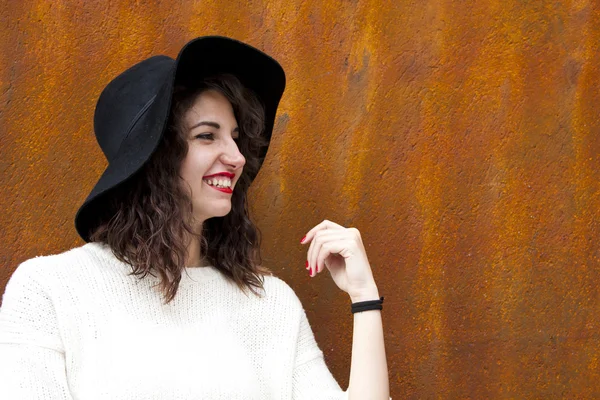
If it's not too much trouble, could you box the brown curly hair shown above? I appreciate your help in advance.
[90,74,271,303]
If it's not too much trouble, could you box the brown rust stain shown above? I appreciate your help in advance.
[1,0,600,398]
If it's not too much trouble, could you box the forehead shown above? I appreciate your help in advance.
[185,89,235,122]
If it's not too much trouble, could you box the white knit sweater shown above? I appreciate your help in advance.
[0,242,348,399]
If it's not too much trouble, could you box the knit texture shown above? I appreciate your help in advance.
[0,242,348,400]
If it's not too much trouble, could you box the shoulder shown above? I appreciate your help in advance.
[262,274,299,299]
[0,246,102,350]
[9,245,85,279]
[5,242,114,292]
[258,274,305,312]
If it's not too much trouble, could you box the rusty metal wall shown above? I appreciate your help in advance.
[1,1,600,398]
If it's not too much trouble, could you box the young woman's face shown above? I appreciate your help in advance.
[179,89,246,225]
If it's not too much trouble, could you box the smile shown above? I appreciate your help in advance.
[203,180,233,194]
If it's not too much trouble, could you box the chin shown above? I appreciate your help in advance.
[196,205,232,220]
[214,209,232,218]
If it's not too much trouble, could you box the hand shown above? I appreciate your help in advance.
[300,220,379,302]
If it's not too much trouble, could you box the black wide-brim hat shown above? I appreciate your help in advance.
[74,36,286,242]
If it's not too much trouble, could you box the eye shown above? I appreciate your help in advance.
[195,133,214,140]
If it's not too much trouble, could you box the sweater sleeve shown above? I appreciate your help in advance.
[292,307,349,400]
[0,259,74,399]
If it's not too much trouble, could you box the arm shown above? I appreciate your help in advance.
[302,220,391,400]
[0,260,74,400]
[291,307,348,400]
[348,287,389,400]
[0,344,73,399]
[290,289,390,400]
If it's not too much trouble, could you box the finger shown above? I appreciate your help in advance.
[309,231,352,276]
[307,229,330,277]
[300,219,345,245]
[314,233,353,274]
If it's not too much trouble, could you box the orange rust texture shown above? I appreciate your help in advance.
[1,1,599,398]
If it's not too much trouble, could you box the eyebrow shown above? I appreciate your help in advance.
[189,120,239,133]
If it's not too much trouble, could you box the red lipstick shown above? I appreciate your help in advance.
[203,172,235,179]
[203,172,234,195]
[210,186,233,194]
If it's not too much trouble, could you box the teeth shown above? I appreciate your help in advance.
[204,177,232,188]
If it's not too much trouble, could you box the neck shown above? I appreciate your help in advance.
[185,220,208,268]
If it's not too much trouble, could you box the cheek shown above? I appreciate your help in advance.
[181,149,210,176]
[179,156,208,190]
[179,159,195,185]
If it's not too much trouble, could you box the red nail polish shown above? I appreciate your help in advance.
[300,235,306,244]
[309,267,313,276]
[305,261,309,270]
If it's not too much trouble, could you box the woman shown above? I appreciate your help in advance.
[0,36,389,399]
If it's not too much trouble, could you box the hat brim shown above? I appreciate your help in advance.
[75,36,286,242]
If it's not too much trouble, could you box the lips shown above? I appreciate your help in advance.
[202,171,235,195]
[203,172,235,179]
[206,184,233,194]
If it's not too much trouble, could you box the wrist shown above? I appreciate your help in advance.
[349,285,380,303]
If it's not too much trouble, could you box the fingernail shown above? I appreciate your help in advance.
[309,267,313,276]
[300,235,306,244]
[305,261,309,270]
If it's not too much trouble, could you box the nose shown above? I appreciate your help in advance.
[220,139,246,170]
